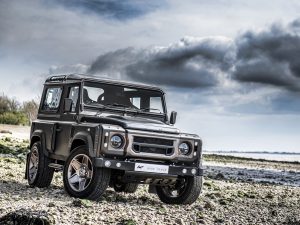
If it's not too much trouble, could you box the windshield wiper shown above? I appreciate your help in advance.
[105,103,133,108]
[139,107,161,112]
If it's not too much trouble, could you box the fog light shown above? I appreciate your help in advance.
[182,169,187,174]
[104,161,111,167]
[104,143,108,148]
[191,168,197,175]
[116,162,121,168]
[193,152,197,156]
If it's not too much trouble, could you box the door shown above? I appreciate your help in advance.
[37,85,63,153]
[54,85,80,158]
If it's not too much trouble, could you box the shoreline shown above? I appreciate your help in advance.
[204,153,300,167]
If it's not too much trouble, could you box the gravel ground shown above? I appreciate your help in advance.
[0,133,300,225]
[1,156,300,225]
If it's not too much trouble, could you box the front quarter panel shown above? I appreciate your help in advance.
[70,123,101,157]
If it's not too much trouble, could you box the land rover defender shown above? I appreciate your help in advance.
[25,74,203,204]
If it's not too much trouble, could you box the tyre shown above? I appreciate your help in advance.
[156,176,202,205]
[26,141,54,188]
[113,182,139,193]
[63,146,111,201]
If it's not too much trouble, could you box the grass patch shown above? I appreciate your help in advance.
[0,137,29,158]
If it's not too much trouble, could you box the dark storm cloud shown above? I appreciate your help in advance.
[89,47,143,74]
[233,22,300,91]
[88,19,300,92]
[89,37,235,88]
[51,0,163,20]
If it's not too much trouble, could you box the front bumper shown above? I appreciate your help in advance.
[94,158,204,177]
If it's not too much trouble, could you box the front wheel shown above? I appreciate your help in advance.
[156,176,202,205]
[63,146,111,201]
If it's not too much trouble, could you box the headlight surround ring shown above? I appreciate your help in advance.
[110,134,124,149]
[178,142,191,155]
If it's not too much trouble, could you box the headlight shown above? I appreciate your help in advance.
[179,142,190,155]
[110,135,123,148]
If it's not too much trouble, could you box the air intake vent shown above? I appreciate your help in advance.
[133,136,173,146]
[132,136,174,156]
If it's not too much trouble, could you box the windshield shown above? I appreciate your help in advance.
[83,82,165,114]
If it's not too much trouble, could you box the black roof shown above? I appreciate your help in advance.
[45,74,164,93]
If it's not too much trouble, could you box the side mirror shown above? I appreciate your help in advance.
[170,111,177,125]
[64,98,73,113]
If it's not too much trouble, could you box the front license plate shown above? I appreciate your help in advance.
[134,163,169,174]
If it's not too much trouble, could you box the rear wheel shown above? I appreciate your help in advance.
[113,182,139,193]
[156,176,202,205]
[63,146,111,201]
[26,141,54,188]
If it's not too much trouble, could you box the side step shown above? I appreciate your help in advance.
[48,163,64,171]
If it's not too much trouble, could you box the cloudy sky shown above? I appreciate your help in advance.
[1,0,300,152]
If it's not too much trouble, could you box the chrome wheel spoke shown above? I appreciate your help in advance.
[30,154,38,165]
[28,147,39,182]
[29,166,37,176]
[70,159,81,171]
[82,155,89,166]
[69,173,80,184]
[78,178,87,191]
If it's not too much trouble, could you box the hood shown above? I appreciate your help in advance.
[81,114,180,134]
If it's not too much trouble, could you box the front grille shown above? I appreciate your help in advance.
[132,136,174,156]
[133,136,173,146]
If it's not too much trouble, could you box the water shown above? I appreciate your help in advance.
[205,152,300,162]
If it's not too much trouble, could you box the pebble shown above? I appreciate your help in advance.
[0,152,300,225]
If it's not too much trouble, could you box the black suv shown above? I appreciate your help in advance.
[25,74,203,204]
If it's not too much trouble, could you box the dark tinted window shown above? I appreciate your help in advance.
[42,87,62,111]
[83,82,164,114]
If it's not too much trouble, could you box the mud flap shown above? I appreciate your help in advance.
[24,153,30,179]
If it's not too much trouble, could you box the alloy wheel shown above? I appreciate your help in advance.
[28,146,39,182]
[161,178,187,198]
[67,154,93,192]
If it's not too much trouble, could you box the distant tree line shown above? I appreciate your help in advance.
[0,94,39,125]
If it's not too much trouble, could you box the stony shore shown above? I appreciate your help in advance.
[0,129,300,224]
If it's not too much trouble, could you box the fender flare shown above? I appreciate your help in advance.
[30,130,49,157]
[70,131,95,157]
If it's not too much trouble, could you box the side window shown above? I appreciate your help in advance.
[68,86,79,112]
[130,97,141,109]
[42,87,62,111]
[150,97,163,113]
[83,86,104,104]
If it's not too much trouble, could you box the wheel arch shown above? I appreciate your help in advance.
[70,132,95,157]
[30,130,49,157]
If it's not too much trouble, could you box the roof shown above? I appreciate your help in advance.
[45,74,164,93]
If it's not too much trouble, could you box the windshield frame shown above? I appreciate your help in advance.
[79,81,168,119]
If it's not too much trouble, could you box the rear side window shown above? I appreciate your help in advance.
[42,87,62,111]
